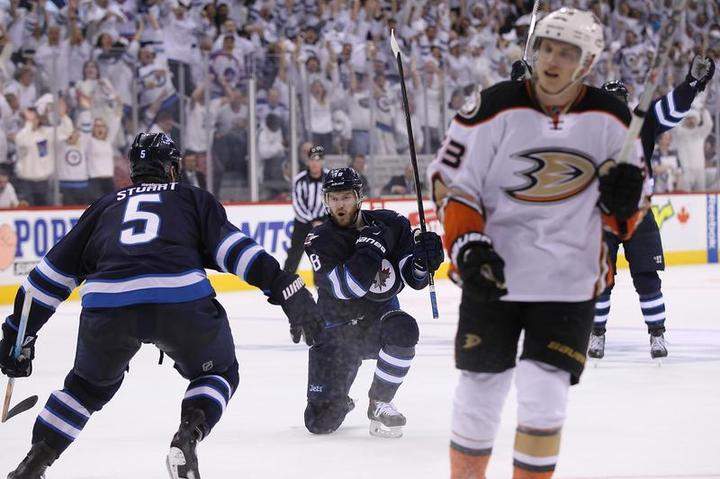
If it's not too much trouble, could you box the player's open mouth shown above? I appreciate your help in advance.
[545,71,559,78]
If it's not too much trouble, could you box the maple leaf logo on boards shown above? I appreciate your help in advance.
[373,266,391,289]
[677,207,690,224]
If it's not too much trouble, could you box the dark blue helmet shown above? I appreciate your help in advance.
[308,145,325,160]
[129,132,182,183]
[601,80,629,105]
[323,167,363,195]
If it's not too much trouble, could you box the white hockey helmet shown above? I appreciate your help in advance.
[531,7,605,81]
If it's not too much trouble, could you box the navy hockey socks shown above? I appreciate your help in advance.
[33,389,93,454]
[181,373,236,435]
[369,345,414,402]
[639,291,666,334]
[593,291,611,335]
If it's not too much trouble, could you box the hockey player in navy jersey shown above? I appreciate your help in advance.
[0,133,322,479]
[302,168,443,438]
[589,56,715,360]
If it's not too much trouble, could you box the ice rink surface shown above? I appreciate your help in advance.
[1,265,719,478]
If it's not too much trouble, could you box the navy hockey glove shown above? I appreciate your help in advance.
[356,224,393,259]
[269,273,322,346]
[412,230,444,274]
[455,234,507,302]
[0,322,36,378]
[686,55,715,92]
[598,162,644,221]
[511,59,532,81]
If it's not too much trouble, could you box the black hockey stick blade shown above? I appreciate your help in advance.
[3,395,39,422]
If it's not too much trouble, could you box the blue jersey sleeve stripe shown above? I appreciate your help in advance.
[666,90,689,119]
[24,277,63,308]
[233,245,266,280]
[37,258,78,291]
[654,100,679,129]
[30,270,72,300]
[215,232,248,272]
[34,268,72,296]
[327,267,350,300]
[344,267,367,297]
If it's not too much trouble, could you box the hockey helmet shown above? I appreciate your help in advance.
[308,145,325,160]
[129,132,182,183]
[323,167,364,224]
[531,8,605,81]
[323,167,363,195]
[601,80,629,104]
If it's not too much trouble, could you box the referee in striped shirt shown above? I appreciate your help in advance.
[284,145,328,273]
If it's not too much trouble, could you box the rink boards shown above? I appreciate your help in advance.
[0,193,716,304]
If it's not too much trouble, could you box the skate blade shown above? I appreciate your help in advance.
[166,447,198,479]
[369,420,403,439]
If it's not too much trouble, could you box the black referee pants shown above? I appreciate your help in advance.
[284,219,313,273]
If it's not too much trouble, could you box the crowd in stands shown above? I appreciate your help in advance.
[0,0,719,206]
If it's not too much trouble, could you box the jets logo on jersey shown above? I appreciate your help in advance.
[505,148,596,203]
[370,259,397,295]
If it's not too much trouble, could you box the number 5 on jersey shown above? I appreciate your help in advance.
[120,194,162,245]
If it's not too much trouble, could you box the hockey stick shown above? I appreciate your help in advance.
[522,0,542,63]
[1,292,38,423]
[390,30,439,320]
[616,0,686,164]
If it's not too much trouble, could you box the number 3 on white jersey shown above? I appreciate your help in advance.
[120,194,162,245]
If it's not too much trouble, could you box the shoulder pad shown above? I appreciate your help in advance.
[454,80,533,127]
[575,86,632,126]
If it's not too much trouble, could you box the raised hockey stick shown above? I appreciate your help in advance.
[1,292,39,423]
[522,0,542,63]
[390,30,439,320]
[616,0,686,164]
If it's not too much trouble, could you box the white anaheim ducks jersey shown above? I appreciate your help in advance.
[429,80,646,302]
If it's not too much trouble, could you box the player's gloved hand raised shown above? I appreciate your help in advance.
[511,59,532,81]
[269,273,323,346]
[412,230,444,274]
[356,223,393,258]
[455,233,507,302]
[686,55,715,92]
[0,322,36,378]
[598,161,644,221]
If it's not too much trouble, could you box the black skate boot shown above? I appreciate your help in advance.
[588,331,606,359]
[368,399,406,439]
[7,441,58,479]
[166,408,206,479]
[649,330,668,359]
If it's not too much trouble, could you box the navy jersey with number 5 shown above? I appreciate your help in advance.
[6,183,283,337]
[304,209,429,326]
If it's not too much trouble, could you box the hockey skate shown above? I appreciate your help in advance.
[7,441,57,479]
[650,331,668,360]
[166,408,206,479]
[368,400,406,439]
[588,332,605,359]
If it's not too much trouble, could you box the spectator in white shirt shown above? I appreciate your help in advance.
[6,66,38,110]
[258,113,287,199]
[674,109,714,192]
[14,102,73,205]
[58,129,91,205]
[86,117,117,200]
[0,167,20,209]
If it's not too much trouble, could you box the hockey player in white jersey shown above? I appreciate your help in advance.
[428,8,649,479]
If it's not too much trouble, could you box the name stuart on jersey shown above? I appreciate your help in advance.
[116,182,178,201]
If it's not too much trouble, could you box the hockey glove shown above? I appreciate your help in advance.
[269,273,323,346]
[511,59,532,82]
[686,55,715,92]
[412,230,444,274]
[455,234,507,302]
[0,322,36,378]
[598,162,644,221]
[355,224,393,259]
